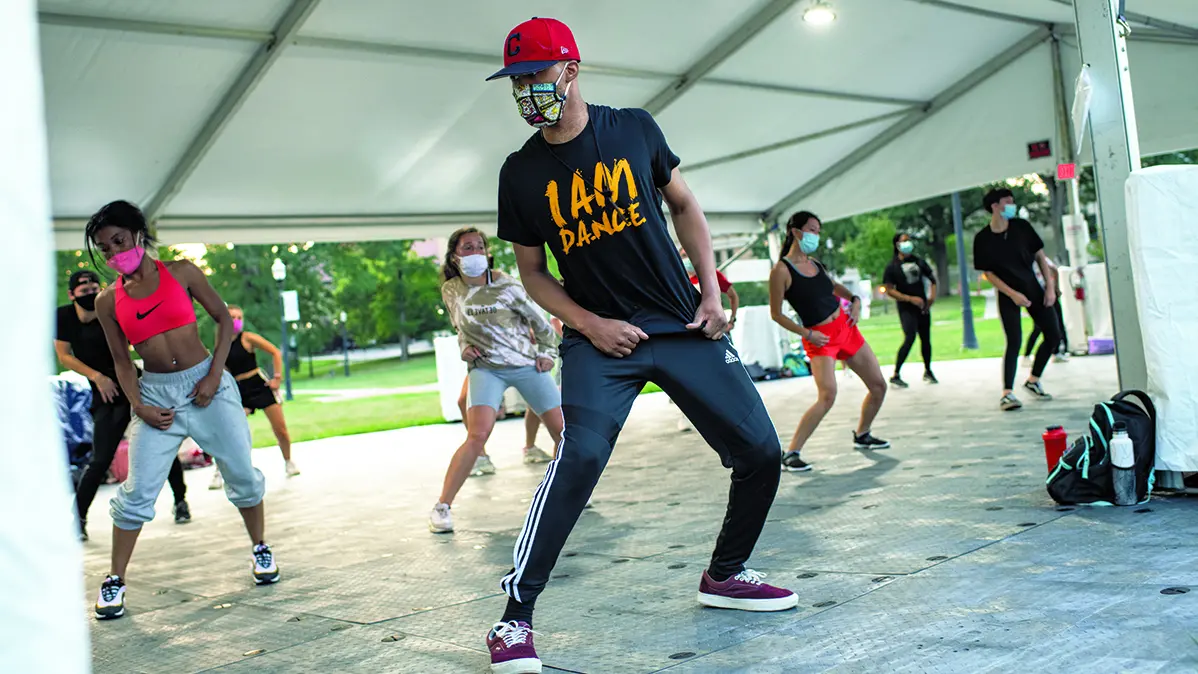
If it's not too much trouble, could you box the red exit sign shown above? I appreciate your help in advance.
[1028,140,1052,159]
[1058,163,1077,180]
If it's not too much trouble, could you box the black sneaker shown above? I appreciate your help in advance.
[853,432,891,450]
[1000,393,1023,411]
[95,575,126,620]
[923,371,938,384]
[252,543,280,585]
[889,376,909,389]
[781,451,812,472]
[174,500,191,524]
[1023,381,1053,400]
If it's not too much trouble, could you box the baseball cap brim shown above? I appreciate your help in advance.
[485,60,561,81]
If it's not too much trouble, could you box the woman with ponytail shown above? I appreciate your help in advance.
[768,211,890,473]
[881,233,938,388]
[430,227,564,534]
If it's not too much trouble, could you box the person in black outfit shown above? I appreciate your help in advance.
[882,233,938,387]
[1023,260,1069,363]
[54,270,190,541]
[973,188,1060,411]
[479,17,795,671]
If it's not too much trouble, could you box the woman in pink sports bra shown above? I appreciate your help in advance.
[85,200,280,621]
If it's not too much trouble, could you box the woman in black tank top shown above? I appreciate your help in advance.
[768,211,891,473]
[224,306,299,479]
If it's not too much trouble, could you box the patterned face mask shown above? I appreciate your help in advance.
[512,65,571,128]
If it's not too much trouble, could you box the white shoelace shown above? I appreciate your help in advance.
[493,621,538,647]
[254,546,273,568]
[734,569,766,585]
[101,577,122,602]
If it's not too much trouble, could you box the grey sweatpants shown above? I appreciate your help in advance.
[110,358,264,530]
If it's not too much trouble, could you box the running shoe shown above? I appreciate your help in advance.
[429,503,454,533]
[209,468,224,490]
[471,455,496,477]
[1000,393,1023,411]
[174,500,191,524]
[923,371,939,384]
[486,621,541,674]
[781,451,812,472]
[1023,381,1053,401]
[95,575,126,620]
[1053,353,1070,363]
[523,446,552,464]
[697,569,798,612]
[285,460,301,477]
[853,432,891,450]
[889,376,909,389]
[252,543,280,585]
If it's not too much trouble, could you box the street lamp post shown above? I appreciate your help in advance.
[340,310,350,377]
[271,258,293,402]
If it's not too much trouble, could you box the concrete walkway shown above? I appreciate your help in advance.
[83,355,1198,673]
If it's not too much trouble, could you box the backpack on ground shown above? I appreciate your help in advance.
[1046,390,1156,506]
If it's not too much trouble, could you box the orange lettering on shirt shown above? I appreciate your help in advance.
[570,172,595,219]
[576,221,593,246]
[604,158,639,203]
[628,201,647,227]
[593,212,615,237]
[609,207,626,232]
[559,227,576,255]
[545,181,567,228]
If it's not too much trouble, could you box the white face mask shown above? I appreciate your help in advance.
[459,254,489,277]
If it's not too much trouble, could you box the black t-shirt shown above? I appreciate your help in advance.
[56,303,118,398]
[497,104,697,335]
[973,218,1044,298]
[883,255,936,305]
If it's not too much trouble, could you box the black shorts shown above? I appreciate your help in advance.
[236,373,277,412]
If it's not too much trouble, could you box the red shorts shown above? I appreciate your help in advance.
[802,310,865,361]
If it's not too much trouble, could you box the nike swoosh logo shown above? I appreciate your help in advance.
[136,301,164,320]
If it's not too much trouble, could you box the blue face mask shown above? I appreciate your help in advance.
[799,231,821,255]
[898,241,914,255]
[1001,203,1017,219]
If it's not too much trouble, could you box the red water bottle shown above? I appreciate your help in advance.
[1043,426,1068,473]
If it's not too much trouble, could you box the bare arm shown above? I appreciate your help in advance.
[94,291,143,410]
[513,244,600,332]
[507,281,559,359]
[1035,251,1056,294]
[768,263,809,338]
[726,285,739,322]
[927,282,938,303]
[661,169,719,302]
[243,332,283,378]
[832,282,856,303]
[174,260,234,378]
[53,341,102,381]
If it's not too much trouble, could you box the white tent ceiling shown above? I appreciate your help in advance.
[38,0,1198,249]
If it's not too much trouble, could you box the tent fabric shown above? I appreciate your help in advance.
[38,0,1198,248]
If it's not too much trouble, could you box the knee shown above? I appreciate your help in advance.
[557,430,608,482]
[869,377,888,398]
[109,486,154,529]
[815,388,837,411]
[223,466,266,509]
[465,429,491,450]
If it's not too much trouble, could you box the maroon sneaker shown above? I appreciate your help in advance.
[486,621,541,674]
[697,569,798,612]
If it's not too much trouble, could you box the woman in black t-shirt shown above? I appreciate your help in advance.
[882,233,938,388]
[769,212,890,474]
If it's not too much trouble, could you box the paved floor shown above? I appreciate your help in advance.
[83,355,1198,673]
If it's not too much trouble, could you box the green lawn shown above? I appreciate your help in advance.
[259,297,1036,446]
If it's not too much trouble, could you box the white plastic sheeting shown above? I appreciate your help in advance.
[0,0,90,670]
[35,0,1198,247]
[1125,166,1198,472]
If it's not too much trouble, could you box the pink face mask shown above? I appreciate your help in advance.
[107,246,145,275]
[233,319,244,333]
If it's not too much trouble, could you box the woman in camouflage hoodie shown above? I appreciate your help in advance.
[429,228,564,534]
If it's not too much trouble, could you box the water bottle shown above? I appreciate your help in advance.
[1042,426,1068,473]
[1110,421,1137,506]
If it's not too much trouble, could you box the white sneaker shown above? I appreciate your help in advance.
[471,455,496,476]
[677,417,694,432]
[523,446,552,464]
[429,503,454,533]
[209,468,224,490]
[285,460,301,477]
[95,575,126,620]
[252,543,280,585]
[1053,353,1070,363]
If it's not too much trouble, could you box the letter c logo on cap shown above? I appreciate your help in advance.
[506,32,521,57]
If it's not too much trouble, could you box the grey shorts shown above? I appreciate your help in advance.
[467,365,561,416]
[110,358,264,530]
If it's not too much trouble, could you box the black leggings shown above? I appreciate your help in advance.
[75,401,187,523]
[895,308,932,376]
[1025,300,1067,356]
[999,293,1060,390]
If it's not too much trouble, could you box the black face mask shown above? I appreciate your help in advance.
[74,292,98,312]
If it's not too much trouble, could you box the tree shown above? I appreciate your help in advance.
[840,215,896,280]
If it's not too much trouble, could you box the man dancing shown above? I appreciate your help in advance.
[482,17,796,674]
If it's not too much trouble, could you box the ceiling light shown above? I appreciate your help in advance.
[803,2,836,26]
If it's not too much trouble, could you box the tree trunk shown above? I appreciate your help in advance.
[399,306,409,362]
[931,234,951,297]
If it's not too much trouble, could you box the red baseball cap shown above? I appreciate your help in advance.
[485,17,581,81]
